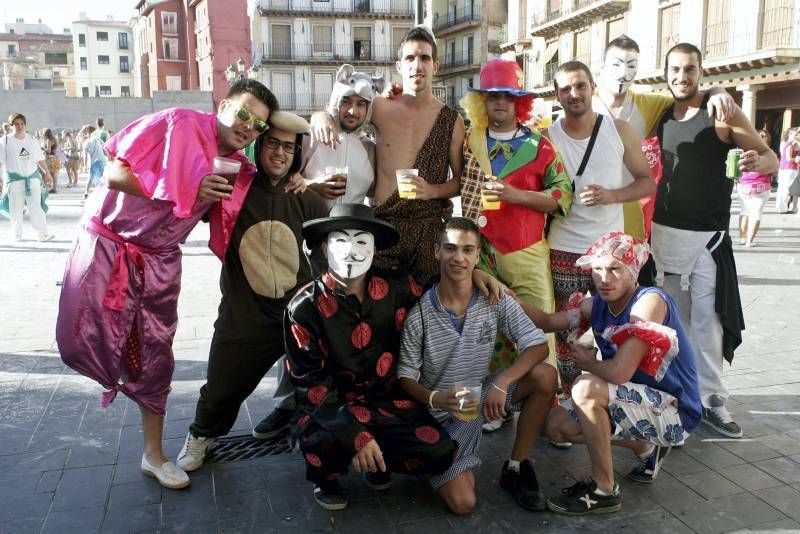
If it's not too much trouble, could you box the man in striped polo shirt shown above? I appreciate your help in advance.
[398,217,555,515]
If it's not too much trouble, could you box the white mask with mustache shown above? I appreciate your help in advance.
[326,229,375,280]
[601,49,639,96]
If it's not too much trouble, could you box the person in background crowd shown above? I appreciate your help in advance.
[777,127,799,214]
[737,129,774,247]
[41,128,61,193]
[0,112,55,242]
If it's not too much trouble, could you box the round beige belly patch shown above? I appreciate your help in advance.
[239,220,299,299]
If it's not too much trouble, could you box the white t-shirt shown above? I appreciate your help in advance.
[0,134,44,177]
[547,116,625,254]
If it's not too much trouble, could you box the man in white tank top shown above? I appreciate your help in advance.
[543,61,653,398]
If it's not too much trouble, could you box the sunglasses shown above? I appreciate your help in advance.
[234,105,269,133]
[264,136,297,154]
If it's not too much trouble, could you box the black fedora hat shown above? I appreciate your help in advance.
[303,203,399,250]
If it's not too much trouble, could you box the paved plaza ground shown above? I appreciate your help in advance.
[1,175,800,533]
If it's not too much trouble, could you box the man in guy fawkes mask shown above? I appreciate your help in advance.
[284,203,456,511]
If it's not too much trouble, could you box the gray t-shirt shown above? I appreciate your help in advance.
[398,286,546,420]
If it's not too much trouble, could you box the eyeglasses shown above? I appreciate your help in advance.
[234,105,269,133]
[263,136,297,154]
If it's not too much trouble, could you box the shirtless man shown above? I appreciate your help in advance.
[313,26,466,285]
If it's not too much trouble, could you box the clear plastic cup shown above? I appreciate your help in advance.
[213,156,241,185]
[453,381,482,422]
[396,168,419,199]
[324,166,349,186]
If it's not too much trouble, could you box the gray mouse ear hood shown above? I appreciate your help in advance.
[326,64,385,134]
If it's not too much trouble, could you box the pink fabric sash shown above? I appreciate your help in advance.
[86,217,168,311]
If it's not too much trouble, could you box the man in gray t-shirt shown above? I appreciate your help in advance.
[398,217,555,515]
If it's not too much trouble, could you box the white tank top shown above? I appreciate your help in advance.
[547,115,625,254]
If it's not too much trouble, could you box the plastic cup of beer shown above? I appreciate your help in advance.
[481,178,501,211]
[453,381,482,422]
[213,156,241,186]
[396,168,418,199]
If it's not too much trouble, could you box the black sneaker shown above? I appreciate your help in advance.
[547,479,621,516]
[627,445,671,483]
[313,480,348,511]
[702,394,743,438]
[252,408,293,439]
[364,470,392,490]
[499,459,546,511]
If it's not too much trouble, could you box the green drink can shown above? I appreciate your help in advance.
[726,148,744,179]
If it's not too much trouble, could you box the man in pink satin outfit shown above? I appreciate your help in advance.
[56,79,278,490]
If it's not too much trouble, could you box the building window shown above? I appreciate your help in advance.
[80,57,87,70]
[166,76,182,90]
[574,28,591,67]
[82,87,89,97]
[120,56,130,73]
[762,0,795,48]
[548,0,561,17]
[271,24,292,59]
[391,26,409,56]
[97,31,109,41]
[118,32,129,49]
[659,4,681,64]
[162,12,178,35]
[272,71,295,109]
[44,52,68,65]
[121,85,131,97]
[606,17,626,45]
[78,33,86,47]
[353,27,371,60]
[98,55,110,65]
[312,24,333,56]
[163,38,179,60]
[99,85,112,96]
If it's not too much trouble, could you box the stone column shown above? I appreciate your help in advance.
[737,84,763,125]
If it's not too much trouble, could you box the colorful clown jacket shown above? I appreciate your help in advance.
[461,126,573,254]
[285,269,443,456]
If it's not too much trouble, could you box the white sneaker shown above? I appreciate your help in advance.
[482,413,513,433]
[141,455,190,489]
[37,234,55,242]
[176,432,214,472]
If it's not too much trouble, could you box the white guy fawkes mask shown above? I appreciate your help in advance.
[326,229,375,280]
[601,48,639,96]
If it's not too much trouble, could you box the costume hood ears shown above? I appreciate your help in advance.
[327,64,384,133]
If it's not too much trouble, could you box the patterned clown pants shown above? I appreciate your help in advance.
[550,249,595,398]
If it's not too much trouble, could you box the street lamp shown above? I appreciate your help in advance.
[225,56,259,85]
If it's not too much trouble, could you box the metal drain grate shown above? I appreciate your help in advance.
[204,434,294,464]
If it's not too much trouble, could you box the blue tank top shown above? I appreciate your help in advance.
[591,286,701,431]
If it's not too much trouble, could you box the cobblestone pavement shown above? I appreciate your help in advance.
[1,175,800,533]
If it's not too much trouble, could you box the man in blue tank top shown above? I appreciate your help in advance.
[521,231,700,516]
[652,43,778,440]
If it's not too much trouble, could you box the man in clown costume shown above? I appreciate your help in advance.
[523,231,700,516]
[459,58,572,431]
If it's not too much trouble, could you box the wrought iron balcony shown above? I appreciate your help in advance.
[261,42,397,64]
[531,0,629,38]
[433,6,481,32]
[440,48,475,70]
[258,0,413,17]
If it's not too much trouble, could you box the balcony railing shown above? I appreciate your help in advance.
[433,6,481,31]
[262,42,397,62]
[542,62,559,87]
[258,0,413,16]
[532,0,629,36]
[704,7,797,60]
[272,92,343,114]
[441,49,475,69]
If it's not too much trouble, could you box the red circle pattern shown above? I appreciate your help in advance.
[354,430,375,451]
[305,453,322,467]
[298,414,311,427]
[415,426,440,444]
[375,352,393,377]
[393,399,414,409]
[351,322,372,349]
[368,276,389,300]
[395,307,407,331]
[307,385,328,406]
[409,276,423,297]
[316,292,338,318]
[350,405,372,423]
